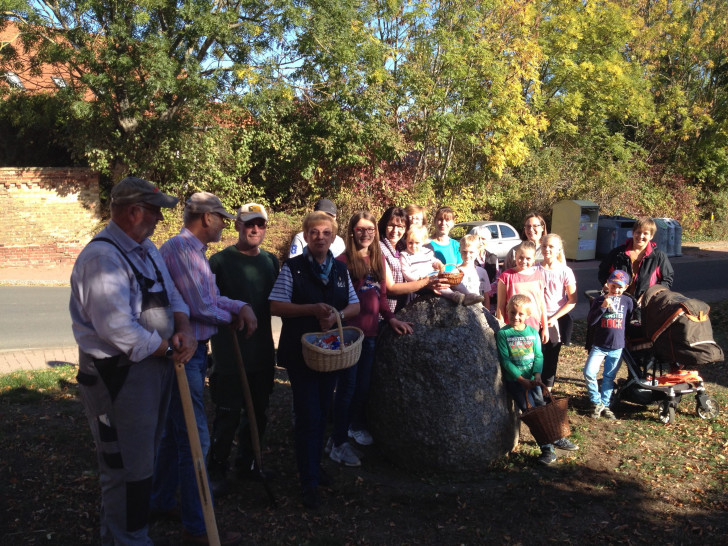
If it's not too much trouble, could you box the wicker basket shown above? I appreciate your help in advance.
[301,311,364,372]
[520,391,571,445]
[439,267,464,286]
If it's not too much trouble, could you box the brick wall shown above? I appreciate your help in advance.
[0,168,101,267]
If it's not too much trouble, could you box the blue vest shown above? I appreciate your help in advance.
[277,254,351,370]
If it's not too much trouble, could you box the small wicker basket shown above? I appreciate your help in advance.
[301,311,364,372]
[520,391,571,445]
[438,267,464,286]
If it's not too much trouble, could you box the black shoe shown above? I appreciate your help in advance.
[318,465,333,487]
[182,529,242,545]
[149,505,180,522]
[302,486,321,510]
[210,477,230,498]
[537,447,557,466]
[237,465,277,482]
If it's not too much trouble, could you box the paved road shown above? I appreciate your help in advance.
[0,286,74,351]
[571,254,728,319]
[0,255,726,353]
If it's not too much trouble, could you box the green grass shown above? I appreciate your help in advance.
[0,365,78,403]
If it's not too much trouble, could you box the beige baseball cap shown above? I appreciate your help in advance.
[185,192,235,219]
[237,203,269,223]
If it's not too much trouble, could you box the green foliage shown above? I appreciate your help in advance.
[0,93,76,166]
[2,0,728,238]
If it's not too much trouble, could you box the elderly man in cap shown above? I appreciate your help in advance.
[150,192,254,546]
[207,203,280,495]
[70,176,197,545]
[288,198,346,258]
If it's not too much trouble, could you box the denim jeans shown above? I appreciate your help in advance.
[150,341,210,536]
[332,336,376,445]
[286,362,338,491]
[504,380,545,413]
[583,345,623,406]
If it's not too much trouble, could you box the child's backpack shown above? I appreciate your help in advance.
[641,285,724,365]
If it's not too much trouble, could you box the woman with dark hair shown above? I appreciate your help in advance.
[378,207,441,313]
[504,212,547,270]
[330,212,413,465]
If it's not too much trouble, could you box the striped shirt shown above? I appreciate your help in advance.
[160,227,246,341]
[269,262,358,305]
[400,247,439,282]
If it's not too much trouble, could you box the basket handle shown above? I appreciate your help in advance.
[333,306,345,354]
[524,387,552,410]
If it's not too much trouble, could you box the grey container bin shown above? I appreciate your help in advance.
[653,218,671,256]
[671,219,683,256]
[655,218,682,256]
[596,216,635,258]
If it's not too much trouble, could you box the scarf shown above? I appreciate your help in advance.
[304,246,334,285]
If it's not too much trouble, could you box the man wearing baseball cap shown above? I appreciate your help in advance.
[151,192,253,545]
[288,198,346,259]
[207,203,280,495]
[70,176,197,544]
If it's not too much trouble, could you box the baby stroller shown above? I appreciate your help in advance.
[584,285,723,424]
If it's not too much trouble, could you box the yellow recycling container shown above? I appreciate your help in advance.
[551,200,599,261]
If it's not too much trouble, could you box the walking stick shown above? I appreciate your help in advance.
[175,361,221,546]
[229,326,277,506]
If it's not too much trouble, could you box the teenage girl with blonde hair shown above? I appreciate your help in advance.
[538,233,577,390]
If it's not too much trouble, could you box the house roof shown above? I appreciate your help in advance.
[1,22,75,93]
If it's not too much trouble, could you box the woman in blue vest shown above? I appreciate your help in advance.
[270,211,360,509]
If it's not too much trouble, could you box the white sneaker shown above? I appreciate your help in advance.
[348,428,374,446]
[329,442,361,467]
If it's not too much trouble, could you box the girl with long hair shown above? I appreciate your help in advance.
[329,212,413,467]
[538,233,577,390]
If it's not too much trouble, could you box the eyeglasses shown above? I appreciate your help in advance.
[354,227,376,235]
[244,219,267,229]
[212,212,230,224]
[524,224,543,230]
[135,203,161,215]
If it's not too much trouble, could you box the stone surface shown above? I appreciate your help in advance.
[369,295,518,472]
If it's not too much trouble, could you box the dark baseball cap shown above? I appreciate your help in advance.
[314,198,337,217]
[110,177,179,208]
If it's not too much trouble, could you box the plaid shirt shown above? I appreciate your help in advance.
[380,239,404,313]
[160,227,245,341]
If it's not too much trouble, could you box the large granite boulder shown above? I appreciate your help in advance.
[369,295,518,471]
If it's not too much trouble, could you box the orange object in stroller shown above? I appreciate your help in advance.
[656,369,703,386]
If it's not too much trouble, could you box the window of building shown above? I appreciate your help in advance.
[5,71,25,89]
[51,76,67,88]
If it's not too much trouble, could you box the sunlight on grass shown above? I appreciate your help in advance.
[0,365,78,402]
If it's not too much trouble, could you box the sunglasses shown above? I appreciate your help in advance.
[244,219,267,228]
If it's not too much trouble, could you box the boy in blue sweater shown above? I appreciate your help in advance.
[584,269,634,419]
[497,294,577,465]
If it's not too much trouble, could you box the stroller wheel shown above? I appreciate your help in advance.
[658,401,676,424]
[697,398,719,420]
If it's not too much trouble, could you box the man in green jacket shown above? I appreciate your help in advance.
[207,203,279,495]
